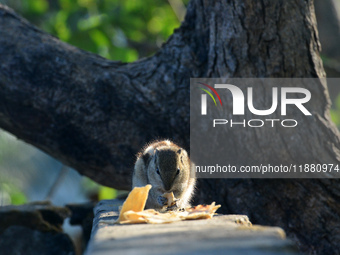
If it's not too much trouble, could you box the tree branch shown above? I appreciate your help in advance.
[0,4,197,190]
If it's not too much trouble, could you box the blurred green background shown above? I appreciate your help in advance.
[2,0,188,61]
[0,0,339,206]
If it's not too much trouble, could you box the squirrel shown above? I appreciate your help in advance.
[132,140,196,210]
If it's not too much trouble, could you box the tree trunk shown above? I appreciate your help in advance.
[314,0,340,61]
[0,1,339,254]
[314,0,340,103]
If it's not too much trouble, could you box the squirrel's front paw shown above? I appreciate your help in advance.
[157,196,168,206]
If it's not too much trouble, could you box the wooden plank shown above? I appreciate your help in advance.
[86,200,298,255]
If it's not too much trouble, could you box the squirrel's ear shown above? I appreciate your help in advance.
[177,149,182,154]
[154,149,159,159]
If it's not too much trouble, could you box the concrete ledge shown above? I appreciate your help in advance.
[86,200,299,255]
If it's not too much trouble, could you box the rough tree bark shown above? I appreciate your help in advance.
[315,0,340,62]
[0,1,339,254]
[314,0,340,103]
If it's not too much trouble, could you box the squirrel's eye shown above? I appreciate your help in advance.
[176,168,180,175]
[156,168,160,175]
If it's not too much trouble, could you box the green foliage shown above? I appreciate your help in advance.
[0,182,27,205]
[0,132,25,205]
[82,176,117,200]
[98,185,117,200]
[330,94,340,127]
[1,0,189,61]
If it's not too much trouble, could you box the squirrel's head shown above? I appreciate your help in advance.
[147,147,190,192]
